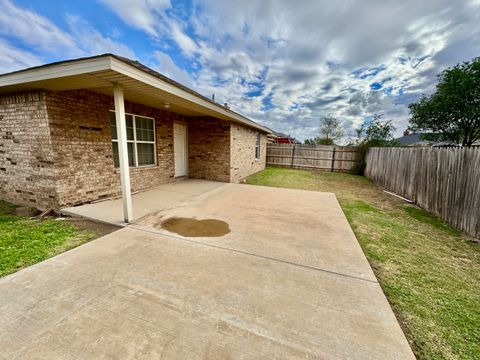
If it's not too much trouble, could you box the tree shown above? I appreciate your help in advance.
[304,136,334,145]
[303,116,344,145]
[355,114,398,147]
[318,114,344,143]
[316,137,335,145]
[408,57,480,146]
[352,114,399,174]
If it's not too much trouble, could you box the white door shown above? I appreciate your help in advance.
[174,123,187,177]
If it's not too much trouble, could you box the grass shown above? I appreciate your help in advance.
[245,167,480,360]
[0,201,98,277]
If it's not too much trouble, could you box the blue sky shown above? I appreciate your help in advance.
[1,0,480,142]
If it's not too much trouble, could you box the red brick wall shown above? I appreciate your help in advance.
[0,92,58,209]
[0,89,266,209]
[188,117,231,182]
[230,123,267,182]
[46,90,181,207]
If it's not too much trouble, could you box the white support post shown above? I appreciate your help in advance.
[113,83,133,223]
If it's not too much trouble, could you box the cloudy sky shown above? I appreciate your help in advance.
[1,0,479,141]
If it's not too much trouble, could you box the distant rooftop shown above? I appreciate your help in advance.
[395,133,432,146]
[269,130,301,143]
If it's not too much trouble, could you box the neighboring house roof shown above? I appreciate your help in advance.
[0,54,270,134]
[395,133,432,146]
[269,130,301,143]
[272,131,289,138]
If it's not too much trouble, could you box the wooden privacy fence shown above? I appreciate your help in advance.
[266,144,361,172]
[365,147,480,239]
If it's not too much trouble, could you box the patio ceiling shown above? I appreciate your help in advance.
[0,54,269,133]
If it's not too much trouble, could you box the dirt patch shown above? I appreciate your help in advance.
[159,217,230,237]
[14,206,40,217]
[62,218,121,237]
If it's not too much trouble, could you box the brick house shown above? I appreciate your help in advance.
[0,54,269,222]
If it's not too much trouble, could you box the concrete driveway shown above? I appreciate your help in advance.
[0,183,414,359]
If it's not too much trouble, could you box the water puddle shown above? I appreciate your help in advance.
[158,217,230,237]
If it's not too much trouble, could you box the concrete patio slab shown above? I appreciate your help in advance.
[61,179,225,226]
[0,184,415,359]
[136,183,377,282]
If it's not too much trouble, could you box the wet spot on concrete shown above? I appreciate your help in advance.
[159,217,230,237]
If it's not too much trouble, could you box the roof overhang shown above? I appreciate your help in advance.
[0,54,270,133]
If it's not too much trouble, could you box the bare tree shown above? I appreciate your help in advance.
[318,114,344,145]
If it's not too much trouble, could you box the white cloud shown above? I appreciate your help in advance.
[3,0,480,142]
[100,0,198,59]
[152,51,194,87]
[0,39,41,73]
[65,14,135,58]
[99,0,171,36]
[0,0,135,71]
[175,0,480,141]
[0,0,76,53]
[170,22,197,56]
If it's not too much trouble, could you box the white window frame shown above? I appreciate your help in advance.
[255,132,261,160]
[110,110,157,168]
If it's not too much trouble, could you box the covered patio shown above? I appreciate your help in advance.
[61,179,225,226]
[0,54,269,221]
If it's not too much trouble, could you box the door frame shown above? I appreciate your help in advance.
[173,121,188,178]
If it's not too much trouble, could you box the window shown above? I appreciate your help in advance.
[255,132,261,159]
[110,112,156,167]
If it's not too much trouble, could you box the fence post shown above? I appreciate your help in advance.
[291,144,296,168]
[331,147,336,172]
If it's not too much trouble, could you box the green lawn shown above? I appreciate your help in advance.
[245,167,480,360]
[0,201,98,277]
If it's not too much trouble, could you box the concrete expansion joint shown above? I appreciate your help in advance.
[128,224,379,285]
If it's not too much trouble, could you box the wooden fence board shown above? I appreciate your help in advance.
[365,147,480,239]
[266,144,360,173]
